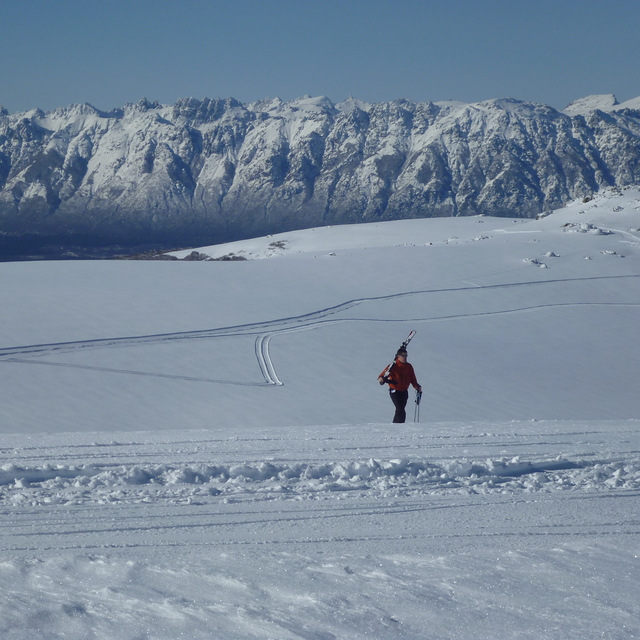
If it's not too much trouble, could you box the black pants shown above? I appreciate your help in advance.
[390,389,409,423]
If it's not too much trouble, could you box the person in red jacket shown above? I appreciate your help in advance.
[378,347,422,423]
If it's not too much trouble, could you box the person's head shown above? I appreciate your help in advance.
[396,348,408,361]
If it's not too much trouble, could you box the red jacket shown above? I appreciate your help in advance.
[380,358,420,391]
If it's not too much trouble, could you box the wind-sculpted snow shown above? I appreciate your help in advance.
[2,421,640,511]
[2,94,640,254]
[3,454,640,508]
[1,421,639,638]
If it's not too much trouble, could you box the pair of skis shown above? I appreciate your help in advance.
[379,330,416,383]
[380,330,422,422]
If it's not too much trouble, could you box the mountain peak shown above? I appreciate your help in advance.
[563,94,619,116]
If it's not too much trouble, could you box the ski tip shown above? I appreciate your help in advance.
[400,330,416,348]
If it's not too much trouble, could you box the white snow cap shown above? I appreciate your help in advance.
[563,94,619,116]
[563,94,640,116]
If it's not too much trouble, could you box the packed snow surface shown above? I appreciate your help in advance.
[2,187,640,638]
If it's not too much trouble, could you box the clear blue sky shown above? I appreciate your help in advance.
[2,0,639,114]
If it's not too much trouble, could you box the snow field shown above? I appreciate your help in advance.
[1,421,639,639]
[1,187,640,638]
[1,544,636,640]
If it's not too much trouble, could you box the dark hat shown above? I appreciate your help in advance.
[396,348,408,356]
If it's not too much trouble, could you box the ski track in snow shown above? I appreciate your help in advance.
[254,333,283,386]
[1,273,639,388]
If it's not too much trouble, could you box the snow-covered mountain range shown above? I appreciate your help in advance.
[1,93,640,256]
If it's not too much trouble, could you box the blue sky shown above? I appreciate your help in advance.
[2,0,639,113]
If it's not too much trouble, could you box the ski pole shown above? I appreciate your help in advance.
[414,389,422,422]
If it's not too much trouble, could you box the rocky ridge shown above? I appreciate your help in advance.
[1,93,640,253]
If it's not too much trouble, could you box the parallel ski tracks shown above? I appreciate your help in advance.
[255,333,282,386]
[1,273,639,386]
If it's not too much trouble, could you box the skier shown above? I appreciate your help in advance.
[378,347,422,423]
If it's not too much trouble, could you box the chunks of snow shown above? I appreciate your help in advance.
[562,222,613,235]
[4,451,640,507]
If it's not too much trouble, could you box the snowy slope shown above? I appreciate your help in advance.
[563,93,640,115]
[562,93,619,115]
[1,187,640,638]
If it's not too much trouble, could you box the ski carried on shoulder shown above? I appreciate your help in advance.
[379,330,416,384]
[400,330,416,350]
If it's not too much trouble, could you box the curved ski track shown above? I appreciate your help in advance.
[1,274,639,386]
